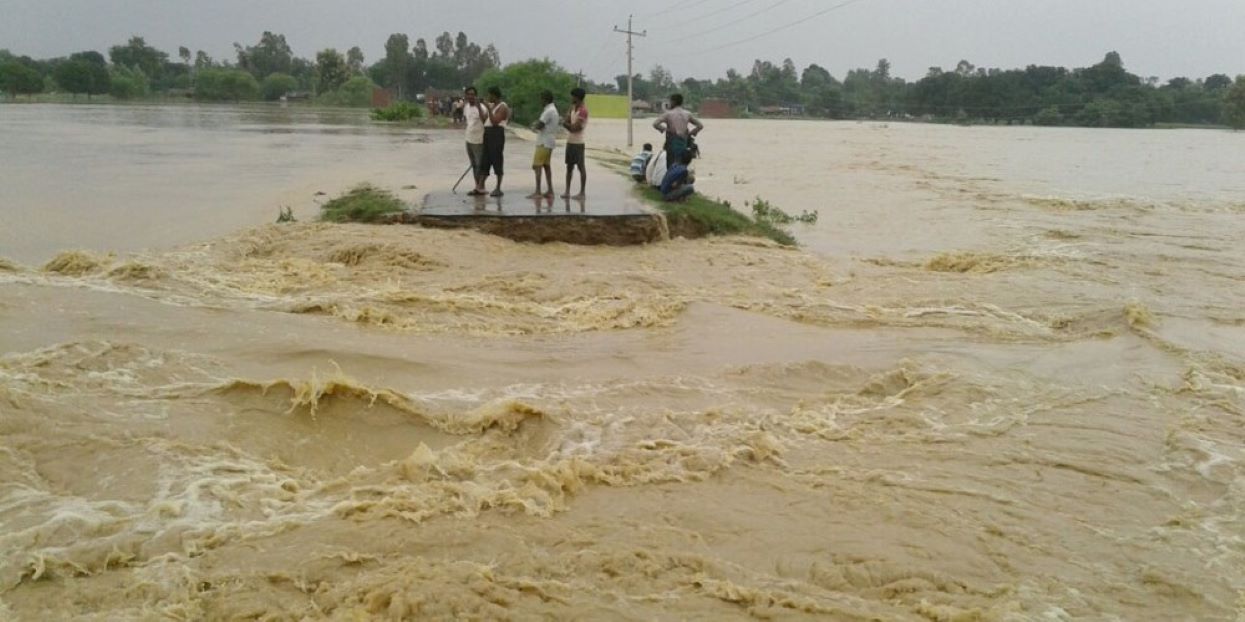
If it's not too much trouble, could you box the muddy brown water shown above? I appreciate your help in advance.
[1,105,1243,620]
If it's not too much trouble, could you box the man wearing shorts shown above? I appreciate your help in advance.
[528,90,559,199]
[462,86,489,196]
[562,87,589,199]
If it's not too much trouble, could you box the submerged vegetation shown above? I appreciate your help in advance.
[598,150,799,246]
[371,101,425,121]
[748,197,818,226]
[637,187,796,247]
[319,184,407,223]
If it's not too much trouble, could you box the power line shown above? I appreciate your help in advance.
[615,16,648,147]
[581,5,637,83]
[641,0,718,19]
[654,0,789,44]
[683,0,871,57]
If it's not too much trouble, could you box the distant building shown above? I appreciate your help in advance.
[371,87,394,108]
[758,104,805,117]
[698,98,734,119]
[631,100,655,114]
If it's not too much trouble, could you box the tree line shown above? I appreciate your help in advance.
[624,52,1245,129]
[0,30,501,106]
[2,35,1243,129]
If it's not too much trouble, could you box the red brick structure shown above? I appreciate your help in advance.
[371,87,394,108]
[698,98,734,118]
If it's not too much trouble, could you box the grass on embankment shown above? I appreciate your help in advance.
[636,186,796,246]
[319,184,407,223]
[592,149,797,246]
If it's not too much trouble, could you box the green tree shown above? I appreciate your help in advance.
[318,74,376,107]
[53,52,110,99]
[1205,74,1232,92]
[1078,51,1136,94]
[1033,105,1063,126]
[616,73,655,102]
[434,32,454,58]
[109,36,167,82]
[1074,99,1123,127]
[649,65,676,97]
[1223,76,1245,130]
[314,48,349,94]
[236,31,294,78]
[477,58,578,125]
[381,33,411,96]
[0,61,44,98]
[289,57,314,90]
[715,68,755,112]
[109,65,150,99]
[261,72,299,100]
[347,47,365,74]
[800,64,835,90]
[194,68,260,101]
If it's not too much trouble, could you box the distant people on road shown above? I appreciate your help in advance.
[480,86,511,197]
[452,98,465,125]
[653,93,703,164]
[528,90,559,199]
[462,86,489,196]
[562,87,590,199]
[660,151,696,202]
[630,143,653,182]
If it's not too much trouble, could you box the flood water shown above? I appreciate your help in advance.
[1,104,1243,620]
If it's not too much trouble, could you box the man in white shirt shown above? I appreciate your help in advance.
[528,90,559,199]
[462,86,489,196]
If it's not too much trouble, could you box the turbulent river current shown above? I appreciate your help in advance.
[1,105,1243,620]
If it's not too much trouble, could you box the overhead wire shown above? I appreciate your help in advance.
[682,0,871,57]
[640,0,718,19]
[652,0,791,44]
[581,5,636,83]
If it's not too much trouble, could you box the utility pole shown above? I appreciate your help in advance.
[614,15,646,147]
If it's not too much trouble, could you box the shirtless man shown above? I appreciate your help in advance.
[652,93,704,165]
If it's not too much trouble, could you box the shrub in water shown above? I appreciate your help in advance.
[749,197,818,226]
[319,184,406,223]
[371,101,425,122]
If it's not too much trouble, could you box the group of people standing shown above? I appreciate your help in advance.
[461,86,589,199]
[460,86,703,202]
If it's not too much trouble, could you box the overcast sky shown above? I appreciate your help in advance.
[2,0,1243,83]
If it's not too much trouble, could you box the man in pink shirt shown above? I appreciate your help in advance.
[561,87,589,199]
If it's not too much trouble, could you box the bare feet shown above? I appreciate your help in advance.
[571,193,586,200]
[525,192,541,199]
[490,189,504,198]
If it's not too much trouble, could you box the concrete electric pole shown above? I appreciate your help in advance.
[614,15,646,148]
